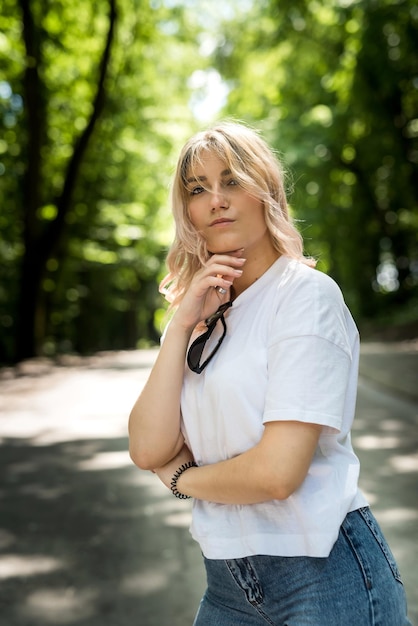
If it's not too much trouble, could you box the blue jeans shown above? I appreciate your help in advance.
[193,507,411,625]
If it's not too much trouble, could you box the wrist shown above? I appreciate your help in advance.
[167,315,196,336]
[170,461,197,499]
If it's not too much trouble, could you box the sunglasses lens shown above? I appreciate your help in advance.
[187,329,211,374]
[187,303,232,374]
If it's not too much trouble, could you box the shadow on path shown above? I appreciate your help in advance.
[0,347,417,625]
[0,434,204,625]
[353,378,418,624]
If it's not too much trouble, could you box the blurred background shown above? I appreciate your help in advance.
[0,2,417,624]
[0,0,417,366]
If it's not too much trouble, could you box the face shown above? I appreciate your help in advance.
[186,151,271,256]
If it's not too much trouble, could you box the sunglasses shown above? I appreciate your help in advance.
[187,301,233,374]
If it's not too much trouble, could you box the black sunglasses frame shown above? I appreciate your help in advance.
[187,301,233,374]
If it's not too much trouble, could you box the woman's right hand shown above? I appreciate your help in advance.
[128,252,245,471]
[173,252,246,331]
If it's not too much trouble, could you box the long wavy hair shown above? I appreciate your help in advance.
[160,121,315,306]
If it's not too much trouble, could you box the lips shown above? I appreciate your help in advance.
[210,218,234,226]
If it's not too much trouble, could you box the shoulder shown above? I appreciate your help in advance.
[275,257,345,306]
[269,258,357,348]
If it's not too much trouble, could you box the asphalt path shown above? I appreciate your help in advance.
[0,346,417,625]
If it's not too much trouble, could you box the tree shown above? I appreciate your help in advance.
[214,0,418,324]
[16,0,117,361]
[0,0,206,363]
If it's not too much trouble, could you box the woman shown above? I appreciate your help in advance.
[128,121,411,625]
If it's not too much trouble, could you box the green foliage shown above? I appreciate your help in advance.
[214,0,418,325]
[0,0,207,362]
[1,0,417,363]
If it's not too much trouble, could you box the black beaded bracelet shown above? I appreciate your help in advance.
[170,461,198,499]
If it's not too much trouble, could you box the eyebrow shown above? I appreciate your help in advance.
[186,169,232,184]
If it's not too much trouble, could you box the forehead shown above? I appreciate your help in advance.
[185,150,230,179]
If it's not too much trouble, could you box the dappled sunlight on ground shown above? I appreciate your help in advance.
[0,349,416,625]
[0,555,64,580]
[76,450,133,472]
[355,434,403,449]
[19,587,98,624]
[390,452,418,473]
[0,433,202,625]
[120,561,179,596]
[0,351,158,446]
[353,377,418,621]
[0,351,205,625]
[359,341,418,403]
[376,508,418,524]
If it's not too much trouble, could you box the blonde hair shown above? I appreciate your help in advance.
[160,120,314,306]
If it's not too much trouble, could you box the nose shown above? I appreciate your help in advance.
[210,186,229,211]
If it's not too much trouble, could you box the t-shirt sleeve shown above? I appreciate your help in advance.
[263,269,355,431]
[264,335,351,430]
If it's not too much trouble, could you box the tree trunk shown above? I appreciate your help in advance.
[15,0,117,362]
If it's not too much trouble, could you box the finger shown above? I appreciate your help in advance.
[205,262,246,281]
[215,275,228,295]
[207,254,246,269]
[211,274,233,291]
[209,269,241,288]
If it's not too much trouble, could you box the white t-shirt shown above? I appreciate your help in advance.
[180,255,368,559]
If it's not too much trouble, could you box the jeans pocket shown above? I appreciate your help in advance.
[357,506,403,584]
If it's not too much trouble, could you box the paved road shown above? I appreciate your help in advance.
[0,345,417,625]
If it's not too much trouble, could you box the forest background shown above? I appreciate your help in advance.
[0,0,417,365]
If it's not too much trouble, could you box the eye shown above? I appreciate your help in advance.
[226,178,238,187]
[190,185,204,196]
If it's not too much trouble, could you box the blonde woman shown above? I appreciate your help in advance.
[129,122,411,625]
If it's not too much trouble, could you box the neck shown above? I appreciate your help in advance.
[232,248,280,298]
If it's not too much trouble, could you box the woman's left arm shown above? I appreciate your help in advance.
[154,420,322,504]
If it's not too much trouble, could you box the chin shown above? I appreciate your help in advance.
[208,241,241,255]
[209,248,235,255]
